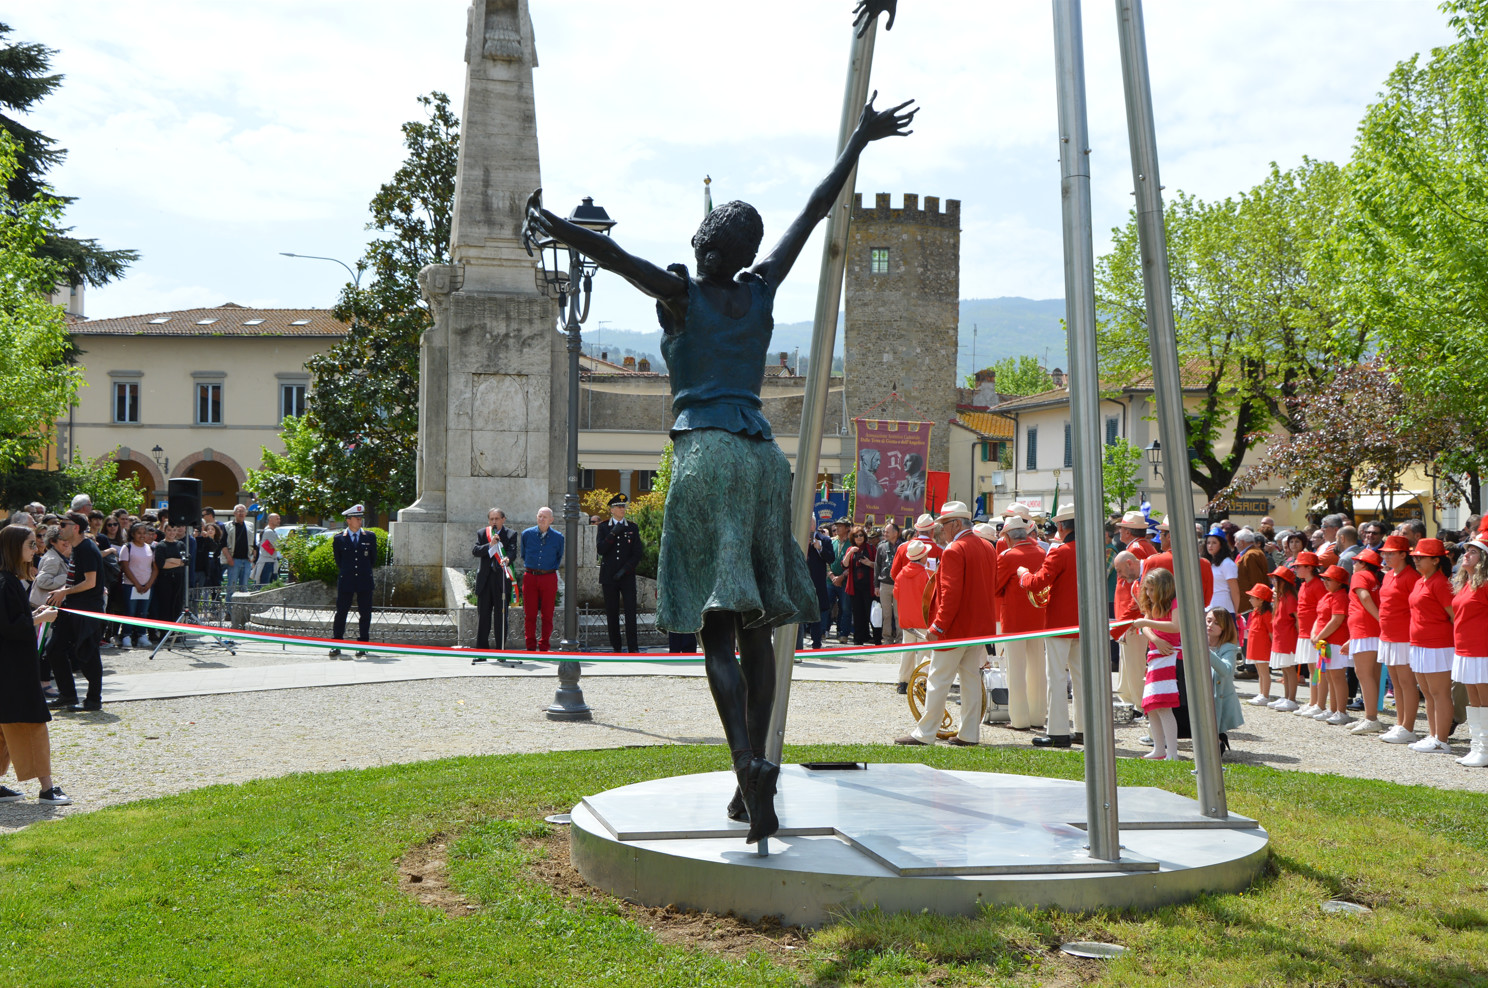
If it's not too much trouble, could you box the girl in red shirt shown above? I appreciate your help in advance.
[1267,567,1301,711]
[1292,552,1326,717]
[1451,538,1488,768]
[1376,535,1422,744]
[1244,584,1274,707]
[1347,548,1386,734]
[1311,565,1354,725]
[1407,538,1456,754]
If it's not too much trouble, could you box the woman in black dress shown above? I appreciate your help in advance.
[0,524,70,805]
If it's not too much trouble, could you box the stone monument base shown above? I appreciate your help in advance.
[570,763,1268,926]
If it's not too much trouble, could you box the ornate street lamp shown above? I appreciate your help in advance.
[1144,439,1162,478]
[151,444,170,474]
[531,196,615,722]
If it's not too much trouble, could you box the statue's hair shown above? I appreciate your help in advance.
[692,200,764,272]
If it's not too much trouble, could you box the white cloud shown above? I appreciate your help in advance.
[9,0,1456,327]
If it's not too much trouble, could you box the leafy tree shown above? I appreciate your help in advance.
[0,23,136,287]
[1096,158,1362,504]
[1215,363,1450,513]
[256,93,458,518]
[61,451,147,515]
[985,354,1053,396]
[0,133,81,473]
[1101,438,1143,514]
[247,415,339,520]
[1345,0,1488,508]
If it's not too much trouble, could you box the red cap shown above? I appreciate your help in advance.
[1381,535,1412,553]
[1410,538,1450,558]
[1355,547,1382,568]
[1294,551,1320,567]
[1323,564,1350,584]
[1270,566,1296,585]
[1319,550,1339,568]
[1247,583,1274,602]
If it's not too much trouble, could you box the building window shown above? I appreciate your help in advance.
[579,469,596,490]
[979,440,993,462]
[870,248,890,274]
[636,469,656,493]
[1105,416,1119,447]
[280,382,307,421]
[1063,422,1073,468]
[197,383,223,425]
[113,382,140,424]
[1025,426,1038,471]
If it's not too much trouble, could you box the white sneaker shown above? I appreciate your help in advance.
[1409,736,1450,753]
[1351,719,1385,734]
[1310,709,1333,720]
[1294,703,1319,716]
[1249,694,1273,707]
[1325,712,1354,726]
[1270,698,1299,712]
[1380,725,1418,744]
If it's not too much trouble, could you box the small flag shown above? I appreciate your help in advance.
[704,175,713,217]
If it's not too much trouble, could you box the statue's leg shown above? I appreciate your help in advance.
[737,618,782,844]
[701,610,753,823]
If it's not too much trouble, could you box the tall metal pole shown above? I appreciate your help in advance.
[1051,0,1120,862]
[1114,0,1226,817]
[764,19,879,766]
[549,260,592,721]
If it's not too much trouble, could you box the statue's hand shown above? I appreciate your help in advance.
[852,0,897,38]
[521,187,553,257]
[855,90,917,142]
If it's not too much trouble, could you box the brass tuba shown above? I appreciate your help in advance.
[1027,584,1051,609]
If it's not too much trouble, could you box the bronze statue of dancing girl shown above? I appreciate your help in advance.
[524,65,914,845]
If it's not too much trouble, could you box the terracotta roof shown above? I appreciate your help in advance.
[951,409,1016,440]
[69,305,348,337]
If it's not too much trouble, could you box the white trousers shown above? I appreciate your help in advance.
[911,644,985,743]
[1044,635,1085,735]
[898,626,928,683]
[1116,627,1146,708]
[1003,637,1048,729]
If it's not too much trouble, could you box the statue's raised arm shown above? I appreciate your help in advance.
[522,188,687,303]
[750,91,916,289]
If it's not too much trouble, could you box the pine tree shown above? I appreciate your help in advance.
[0,22,137,287]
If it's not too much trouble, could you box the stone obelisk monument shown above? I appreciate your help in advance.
[391,0,566,586]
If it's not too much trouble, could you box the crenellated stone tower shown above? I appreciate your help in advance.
[844,192,961,473]
[391,0,568,587]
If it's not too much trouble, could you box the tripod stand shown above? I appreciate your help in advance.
[148,571,237,659]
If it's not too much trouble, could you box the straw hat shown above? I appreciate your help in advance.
[905,539,930,561]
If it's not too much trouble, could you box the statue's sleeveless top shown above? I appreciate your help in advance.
[657,272,774,440]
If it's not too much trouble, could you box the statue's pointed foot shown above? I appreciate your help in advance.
[741,758,780,844]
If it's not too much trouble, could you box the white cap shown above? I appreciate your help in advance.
[1002,516,1030,537]
[1003,501,1033,521]
[913,512,936,532]
[905,539,931,561]
[1053,503,1075,522]
[342,503,366,518]
[1119,510,1147,529]
[937,500,972,521]
[973,523,998,543]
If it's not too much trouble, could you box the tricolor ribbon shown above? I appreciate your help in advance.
[65,609,1136,664]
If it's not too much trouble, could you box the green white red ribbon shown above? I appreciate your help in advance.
[65,609,1135,664]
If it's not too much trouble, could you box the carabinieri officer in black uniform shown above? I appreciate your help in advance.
[330,503,376,659]
[597,493,644,653]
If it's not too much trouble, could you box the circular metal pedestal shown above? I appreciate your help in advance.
[570,763,1268,927]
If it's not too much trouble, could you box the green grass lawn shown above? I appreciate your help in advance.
[1,744,1485,987]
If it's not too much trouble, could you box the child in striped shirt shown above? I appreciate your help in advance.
[1132,567,1182,761]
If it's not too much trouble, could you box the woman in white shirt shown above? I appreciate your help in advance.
[1205,528,1241,613]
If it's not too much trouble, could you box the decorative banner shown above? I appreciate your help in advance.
[813,492,850,527]
[853,419,934,525]
[925,470,949,516]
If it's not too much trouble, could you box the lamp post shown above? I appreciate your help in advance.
[532,196,616,722]
[279,252,365,329]
[151,444,170,475]
[1144,438,1162,479]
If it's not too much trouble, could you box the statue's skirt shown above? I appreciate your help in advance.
[656,428,819,634]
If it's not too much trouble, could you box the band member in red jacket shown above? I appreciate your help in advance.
[895,501,997,747]
[1018,503,1082,747]
[995,514,1049,730]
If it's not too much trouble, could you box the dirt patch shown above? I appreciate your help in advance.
[397,835,478,917]
[524,827,813,964]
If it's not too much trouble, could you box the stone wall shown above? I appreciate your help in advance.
[844,192,961,472]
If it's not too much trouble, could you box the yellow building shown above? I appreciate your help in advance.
[65,305,347,510]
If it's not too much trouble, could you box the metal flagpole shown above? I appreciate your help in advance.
[1113,0,1227,818]
[1051,0,1121,861]
[765,19,879,766]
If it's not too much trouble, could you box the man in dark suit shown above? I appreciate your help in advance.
[471,506,518,661]
[597,493,644,653]
[330,504,376,659]
[804,527,835,649]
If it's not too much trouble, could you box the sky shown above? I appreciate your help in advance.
[11,1,1458,338]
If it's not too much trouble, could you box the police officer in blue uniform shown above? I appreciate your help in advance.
[597,493,644,653]
[330,504,376,658]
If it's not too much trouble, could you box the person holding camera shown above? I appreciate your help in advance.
[0,524,71,805]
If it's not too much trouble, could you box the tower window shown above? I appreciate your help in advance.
[870,248,890,274]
